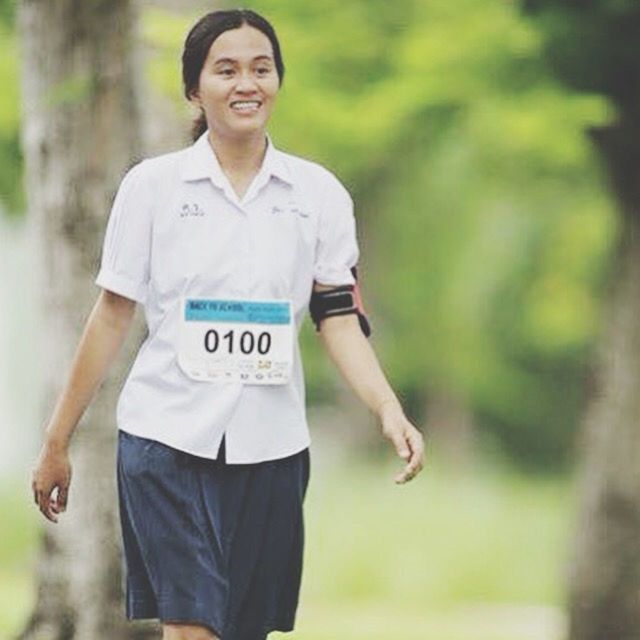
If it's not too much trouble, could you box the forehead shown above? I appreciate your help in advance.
[207,24,274,62]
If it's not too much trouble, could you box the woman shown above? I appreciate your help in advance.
[31,9,425,640]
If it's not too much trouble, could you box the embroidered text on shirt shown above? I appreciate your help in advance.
[180,203,205,218]
[270,204,309,218]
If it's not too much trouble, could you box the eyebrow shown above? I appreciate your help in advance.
[213,55,274,65]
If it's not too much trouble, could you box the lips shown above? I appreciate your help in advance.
[230,100,262,113]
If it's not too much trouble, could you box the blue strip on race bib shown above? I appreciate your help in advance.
[184,299,291,324]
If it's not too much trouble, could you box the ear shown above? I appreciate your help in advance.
[188,87,201,106]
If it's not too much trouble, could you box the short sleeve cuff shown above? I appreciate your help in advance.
[313,262,356,286]
[95,267,148,304]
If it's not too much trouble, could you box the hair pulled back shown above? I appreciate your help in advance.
[182,9,285,141]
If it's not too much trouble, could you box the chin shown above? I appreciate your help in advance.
[229,120,268,136]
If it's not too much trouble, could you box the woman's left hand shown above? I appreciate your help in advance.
[378,402,425,484]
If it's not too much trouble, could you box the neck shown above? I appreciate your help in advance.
[207,130,267,178]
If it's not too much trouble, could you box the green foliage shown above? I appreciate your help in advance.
[522,0,640,108]
[0,0,15,28]
[0,20,22,213]
[141,9,192,109]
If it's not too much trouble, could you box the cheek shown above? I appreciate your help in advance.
[264,82,280,102]
[198,74,226,100]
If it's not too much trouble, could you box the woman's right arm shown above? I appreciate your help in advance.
[31,289,137,523]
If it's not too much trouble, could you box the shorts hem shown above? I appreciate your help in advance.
[128,616,222,638]
[126,604,296,637]
[127,598,224,638]
[264,623,295,634]
[225,617,296,635]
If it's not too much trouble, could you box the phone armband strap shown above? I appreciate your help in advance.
[309,266,371,337]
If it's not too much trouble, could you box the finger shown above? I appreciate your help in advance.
[390,435,414,483]
[58,485,69,512]
[394,458,413,483]
[395,466,420,484]
[403,453,424,481]
[388,430,411,461]
[50,497,63,515]
[405,431,425,465]
[42,503,58,523]
[50,487,61,512]
[394,451,423,484]
[408,433,425,469]
[37,489,58,523]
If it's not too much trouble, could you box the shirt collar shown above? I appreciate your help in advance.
[181,130,294,188]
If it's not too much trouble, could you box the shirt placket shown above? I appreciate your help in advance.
[237,204,254,296]
[212,165,273,297]
[235,175,272,298]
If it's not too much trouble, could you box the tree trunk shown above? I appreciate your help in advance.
[17,0,154,638]
[567,120,640,640]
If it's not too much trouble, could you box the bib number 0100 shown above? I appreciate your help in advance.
[178,297,292,384]
[204,329,272,355]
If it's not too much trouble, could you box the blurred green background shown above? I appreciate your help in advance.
[1,0,621,637]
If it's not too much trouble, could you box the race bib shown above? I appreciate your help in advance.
[177,298,293,384]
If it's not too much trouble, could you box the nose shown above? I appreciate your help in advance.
[234,70,258,94]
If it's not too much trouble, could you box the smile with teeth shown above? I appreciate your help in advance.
[230,100,261,113]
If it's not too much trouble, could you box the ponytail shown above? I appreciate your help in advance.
[191,109,208,142]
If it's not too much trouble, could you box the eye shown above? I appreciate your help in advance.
[256,66,272,76]
[217,68,234,77]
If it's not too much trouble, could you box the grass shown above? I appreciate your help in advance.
[0,480,39,639]
[1,447,573,639]
[279,601,564,640]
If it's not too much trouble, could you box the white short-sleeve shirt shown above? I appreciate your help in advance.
[95,130,359,462]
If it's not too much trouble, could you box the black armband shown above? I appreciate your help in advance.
[309,267,371,337]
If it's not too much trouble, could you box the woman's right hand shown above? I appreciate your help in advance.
[31,441,72,523]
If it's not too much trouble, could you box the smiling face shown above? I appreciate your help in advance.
[189,24,280,141]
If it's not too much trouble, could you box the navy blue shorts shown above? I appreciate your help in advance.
[116,430,310,640]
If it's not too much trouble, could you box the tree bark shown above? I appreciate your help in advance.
[567,119,640,640]
[17,0,155,638]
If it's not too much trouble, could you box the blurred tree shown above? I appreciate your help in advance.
[0,0,22,213]
[522,1,640,638]
[17,0,152,638]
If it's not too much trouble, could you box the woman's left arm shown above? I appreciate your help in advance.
[317,310,426,484]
